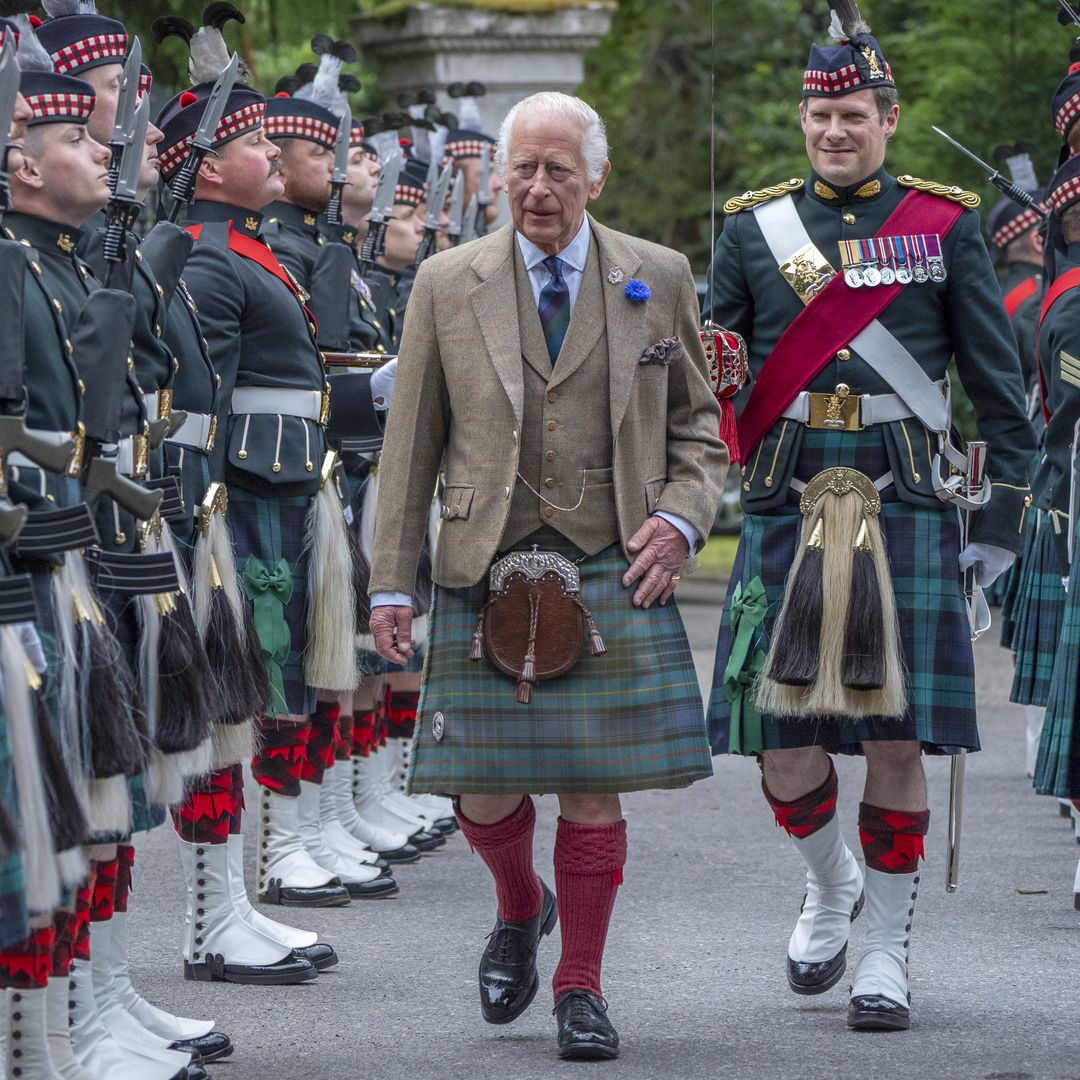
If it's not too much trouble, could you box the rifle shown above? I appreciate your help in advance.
[932,127,1048,218]
[325,104,351,229]
[167,54,239,223]
[101,94,149,289]
[358,148,401,275]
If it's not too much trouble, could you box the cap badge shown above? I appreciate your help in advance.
[862,46,884,80]
[244,217,259,233]
[57,233,74,254]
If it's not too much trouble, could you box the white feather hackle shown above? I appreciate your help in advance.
[87,774,132,835]
[41,0,98,15]
[16,15,56,72]
[296,52,342,112]
[189,24,230,85]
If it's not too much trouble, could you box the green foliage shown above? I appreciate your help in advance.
[580,0,1071,274]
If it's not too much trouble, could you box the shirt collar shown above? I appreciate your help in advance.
[516,215,592,273]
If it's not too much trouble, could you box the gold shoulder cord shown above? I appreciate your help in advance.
[723,178,805,215]
[896,176,981,208]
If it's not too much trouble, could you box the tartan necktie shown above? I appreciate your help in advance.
[538,255,570,364]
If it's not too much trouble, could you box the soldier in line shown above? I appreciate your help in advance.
[707,0,1034,1033]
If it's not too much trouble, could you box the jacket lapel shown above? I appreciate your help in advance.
[593,215,645,438]
[469,223,524,429]
[548,234,605,390]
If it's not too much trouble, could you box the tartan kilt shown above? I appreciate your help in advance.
[708,429,978,756]
[1034,516,1080,796]
[1009,512,1065,708]
[997,510,1034,648]
[0,715,28,947]
[227,489,315,718]
[408,528,712,795]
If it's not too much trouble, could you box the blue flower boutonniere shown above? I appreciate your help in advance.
[624,278,650,303]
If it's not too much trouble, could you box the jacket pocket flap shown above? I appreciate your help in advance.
[442,485,475,520]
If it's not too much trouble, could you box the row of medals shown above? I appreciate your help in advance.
[839,234,948,288]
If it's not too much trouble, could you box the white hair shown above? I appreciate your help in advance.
[496,92,608,184]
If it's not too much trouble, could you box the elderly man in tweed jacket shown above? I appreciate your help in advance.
[369,92,727,1061]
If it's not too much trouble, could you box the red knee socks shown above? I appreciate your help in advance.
[551,817,627,1001]
[172,768,241,843]
[455,796,543,922]
[0,927,53,989]
[858,803,930,874]
[762,762,838,838]
[301,701,340,784]
[251,718,309,796]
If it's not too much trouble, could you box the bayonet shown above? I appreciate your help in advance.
[415,162,452,267]
[358,148,401,273]
[475,148,491,237]
[168,53,239,221]
[446,172,465,246]
[325,103,351,228]
[100,93,149,287]
[0,35,20,218]
[932,126,1047,217]
[108,37,141,193]
[460,193,478,244]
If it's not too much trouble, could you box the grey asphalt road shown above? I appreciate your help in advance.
[126,585,1080,1080]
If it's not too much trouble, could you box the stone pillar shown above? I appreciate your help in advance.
[353,3,615,139]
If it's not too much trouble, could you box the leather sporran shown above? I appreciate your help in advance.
[470,547,606,704]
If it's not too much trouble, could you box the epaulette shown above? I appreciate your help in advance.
[897,175,981,208]
[723,178,804,214]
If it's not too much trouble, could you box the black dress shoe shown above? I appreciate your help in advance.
[410,830,444,851]
[379,844,421,864]
[259,877,352,907]
[848,994,911,1031]
[554,990,620,1060]
[434,817,457,833]
[184,951,318,985]
[342,873,398,898]
[294,942,338,970]
[787,889,865,995]
[171,1030,234,1063]
[479,881,558,1024]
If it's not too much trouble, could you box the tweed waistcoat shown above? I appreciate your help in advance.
[500,236,619,554]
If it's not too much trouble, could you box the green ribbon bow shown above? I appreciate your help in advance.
[724,576,769,756]
[242,555,294,717]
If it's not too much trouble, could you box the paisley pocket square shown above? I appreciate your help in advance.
[640,336,684,366]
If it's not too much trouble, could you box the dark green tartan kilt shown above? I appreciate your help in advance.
[0,714,28,947]
[408,528,712,796]
[708,429,977,756]
[1009,512,1065,708]
[227,489,315,718]
[998,510,1034,648]
[1035,516,1080,797]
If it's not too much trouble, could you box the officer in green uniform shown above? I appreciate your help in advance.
[707,2,1035,1033]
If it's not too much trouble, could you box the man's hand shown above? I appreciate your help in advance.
[371,605,415,665]
[622,516,689,608]
[958,542,1015,589]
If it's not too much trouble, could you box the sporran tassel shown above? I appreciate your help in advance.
[841,519,886,690]
[33,691,88,873]
[765,515,825,687]
[303,457,360,692]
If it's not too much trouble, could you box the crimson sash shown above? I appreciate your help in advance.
[737,191,966,455]
[1033,266,1080,424]
[1003,275,1038,318]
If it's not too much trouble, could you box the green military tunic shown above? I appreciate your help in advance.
[707,167,1036,756]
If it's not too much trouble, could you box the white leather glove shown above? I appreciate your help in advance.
[370,358,398,412]
[958,542,1015,589]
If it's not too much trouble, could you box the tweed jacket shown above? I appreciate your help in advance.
[370,214,727,594]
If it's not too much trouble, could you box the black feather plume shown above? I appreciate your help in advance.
[446,82,465,99]
[275,74,300,96]
[310,33,333,56]
[203,2,245,29]
[339,74,361,95]
[152,16,196,45]
[827,0,870,39]
[331,39,356,63]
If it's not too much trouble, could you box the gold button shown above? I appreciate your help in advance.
[272,463,282,473]
[306,462,314,472]
[155,324,162,337]
[544,478,554,489]
[52,298,62,314]
[547,420,556,431]
[78,379,85,393]
[843,211,856,224]
[764,477,773,487]
[115,532,126,545]
[743,482,751,492]
[837,348,851,361]
[64,339,73,354]
[156,284,164,297]
[913,473,921,484]
[543,506,554,519]
[546,450,555,461]
[238,450,248,460]
[216,374,222,388]
[547,391,557,403]
[46,493,56,503]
